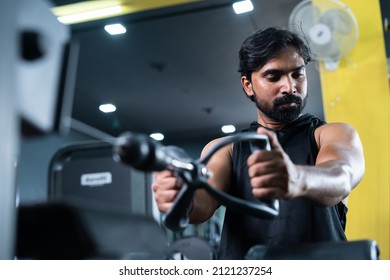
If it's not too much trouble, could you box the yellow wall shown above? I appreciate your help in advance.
[317,0,390,259]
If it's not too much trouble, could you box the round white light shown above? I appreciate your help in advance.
[221,125,236,134]
[99,103,116,113]
[104,23,127,35]
[232,0,254,14]
[150,133,164,141]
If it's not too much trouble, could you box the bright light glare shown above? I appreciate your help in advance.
[57,6,122,24]
[232,0,254,14]
[104,23,127,35]
[99,103,116,113]
[221,125,236,134]
[150,133,164,141]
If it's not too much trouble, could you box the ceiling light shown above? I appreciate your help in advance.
[99,103,116,113]
[150,133,164,141]
[232,0,254,14]
[221,125,236,134]
[104,23,126,35]
[57,5,123,24]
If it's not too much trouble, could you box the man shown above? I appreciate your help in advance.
[152,27,365,259]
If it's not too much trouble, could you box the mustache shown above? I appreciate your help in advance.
[274,95,302,106]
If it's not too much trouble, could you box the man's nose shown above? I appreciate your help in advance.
[281,76,296,94]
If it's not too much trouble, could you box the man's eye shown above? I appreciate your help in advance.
[267,75,280,82]
[292,72,304,79]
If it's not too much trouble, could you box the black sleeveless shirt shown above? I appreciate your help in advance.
[217,114,348,259]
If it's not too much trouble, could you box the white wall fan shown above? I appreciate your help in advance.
[288,0,359,70]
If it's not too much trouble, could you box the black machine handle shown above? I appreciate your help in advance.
[113,132,279,231]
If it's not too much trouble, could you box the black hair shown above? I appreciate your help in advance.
[238,27,312,81]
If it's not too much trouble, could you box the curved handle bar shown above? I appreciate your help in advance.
[199,179,279,218]
[162,169,197,231]
[198,132,270,164]
[163,132,279,231]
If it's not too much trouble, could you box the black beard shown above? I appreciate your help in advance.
[254,94,307,123]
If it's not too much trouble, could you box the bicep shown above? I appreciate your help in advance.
[201,138,233,193]
[188,138,232,222]
[315,123,365,187]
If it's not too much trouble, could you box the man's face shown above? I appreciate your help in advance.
[242,47,308,123]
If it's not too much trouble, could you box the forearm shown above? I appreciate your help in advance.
[188,189,219,224]
[297,160,362,206]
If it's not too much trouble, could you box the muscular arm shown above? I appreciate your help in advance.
[302,122,365,206]
[247,123,365,207]
[189,138,233,223]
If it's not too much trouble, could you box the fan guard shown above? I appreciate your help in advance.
[289,0,359,70]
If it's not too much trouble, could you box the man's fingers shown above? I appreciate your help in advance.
[256,127,283,151]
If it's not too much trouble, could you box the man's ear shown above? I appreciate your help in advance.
[241,76,254,99]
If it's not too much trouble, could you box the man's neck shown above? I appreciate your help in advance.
[256,112,303,130]
[257,113,287,130]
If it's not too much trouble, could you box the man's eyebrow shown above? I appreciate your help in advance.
[262,65,306,76]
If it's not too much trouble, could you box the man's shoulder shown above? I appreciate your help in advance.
[201,136,233,157]
[315,122,358,143]
[317,122,356,132]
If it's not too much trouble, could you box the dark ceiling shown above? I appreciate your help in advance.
[49,0,388,143]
